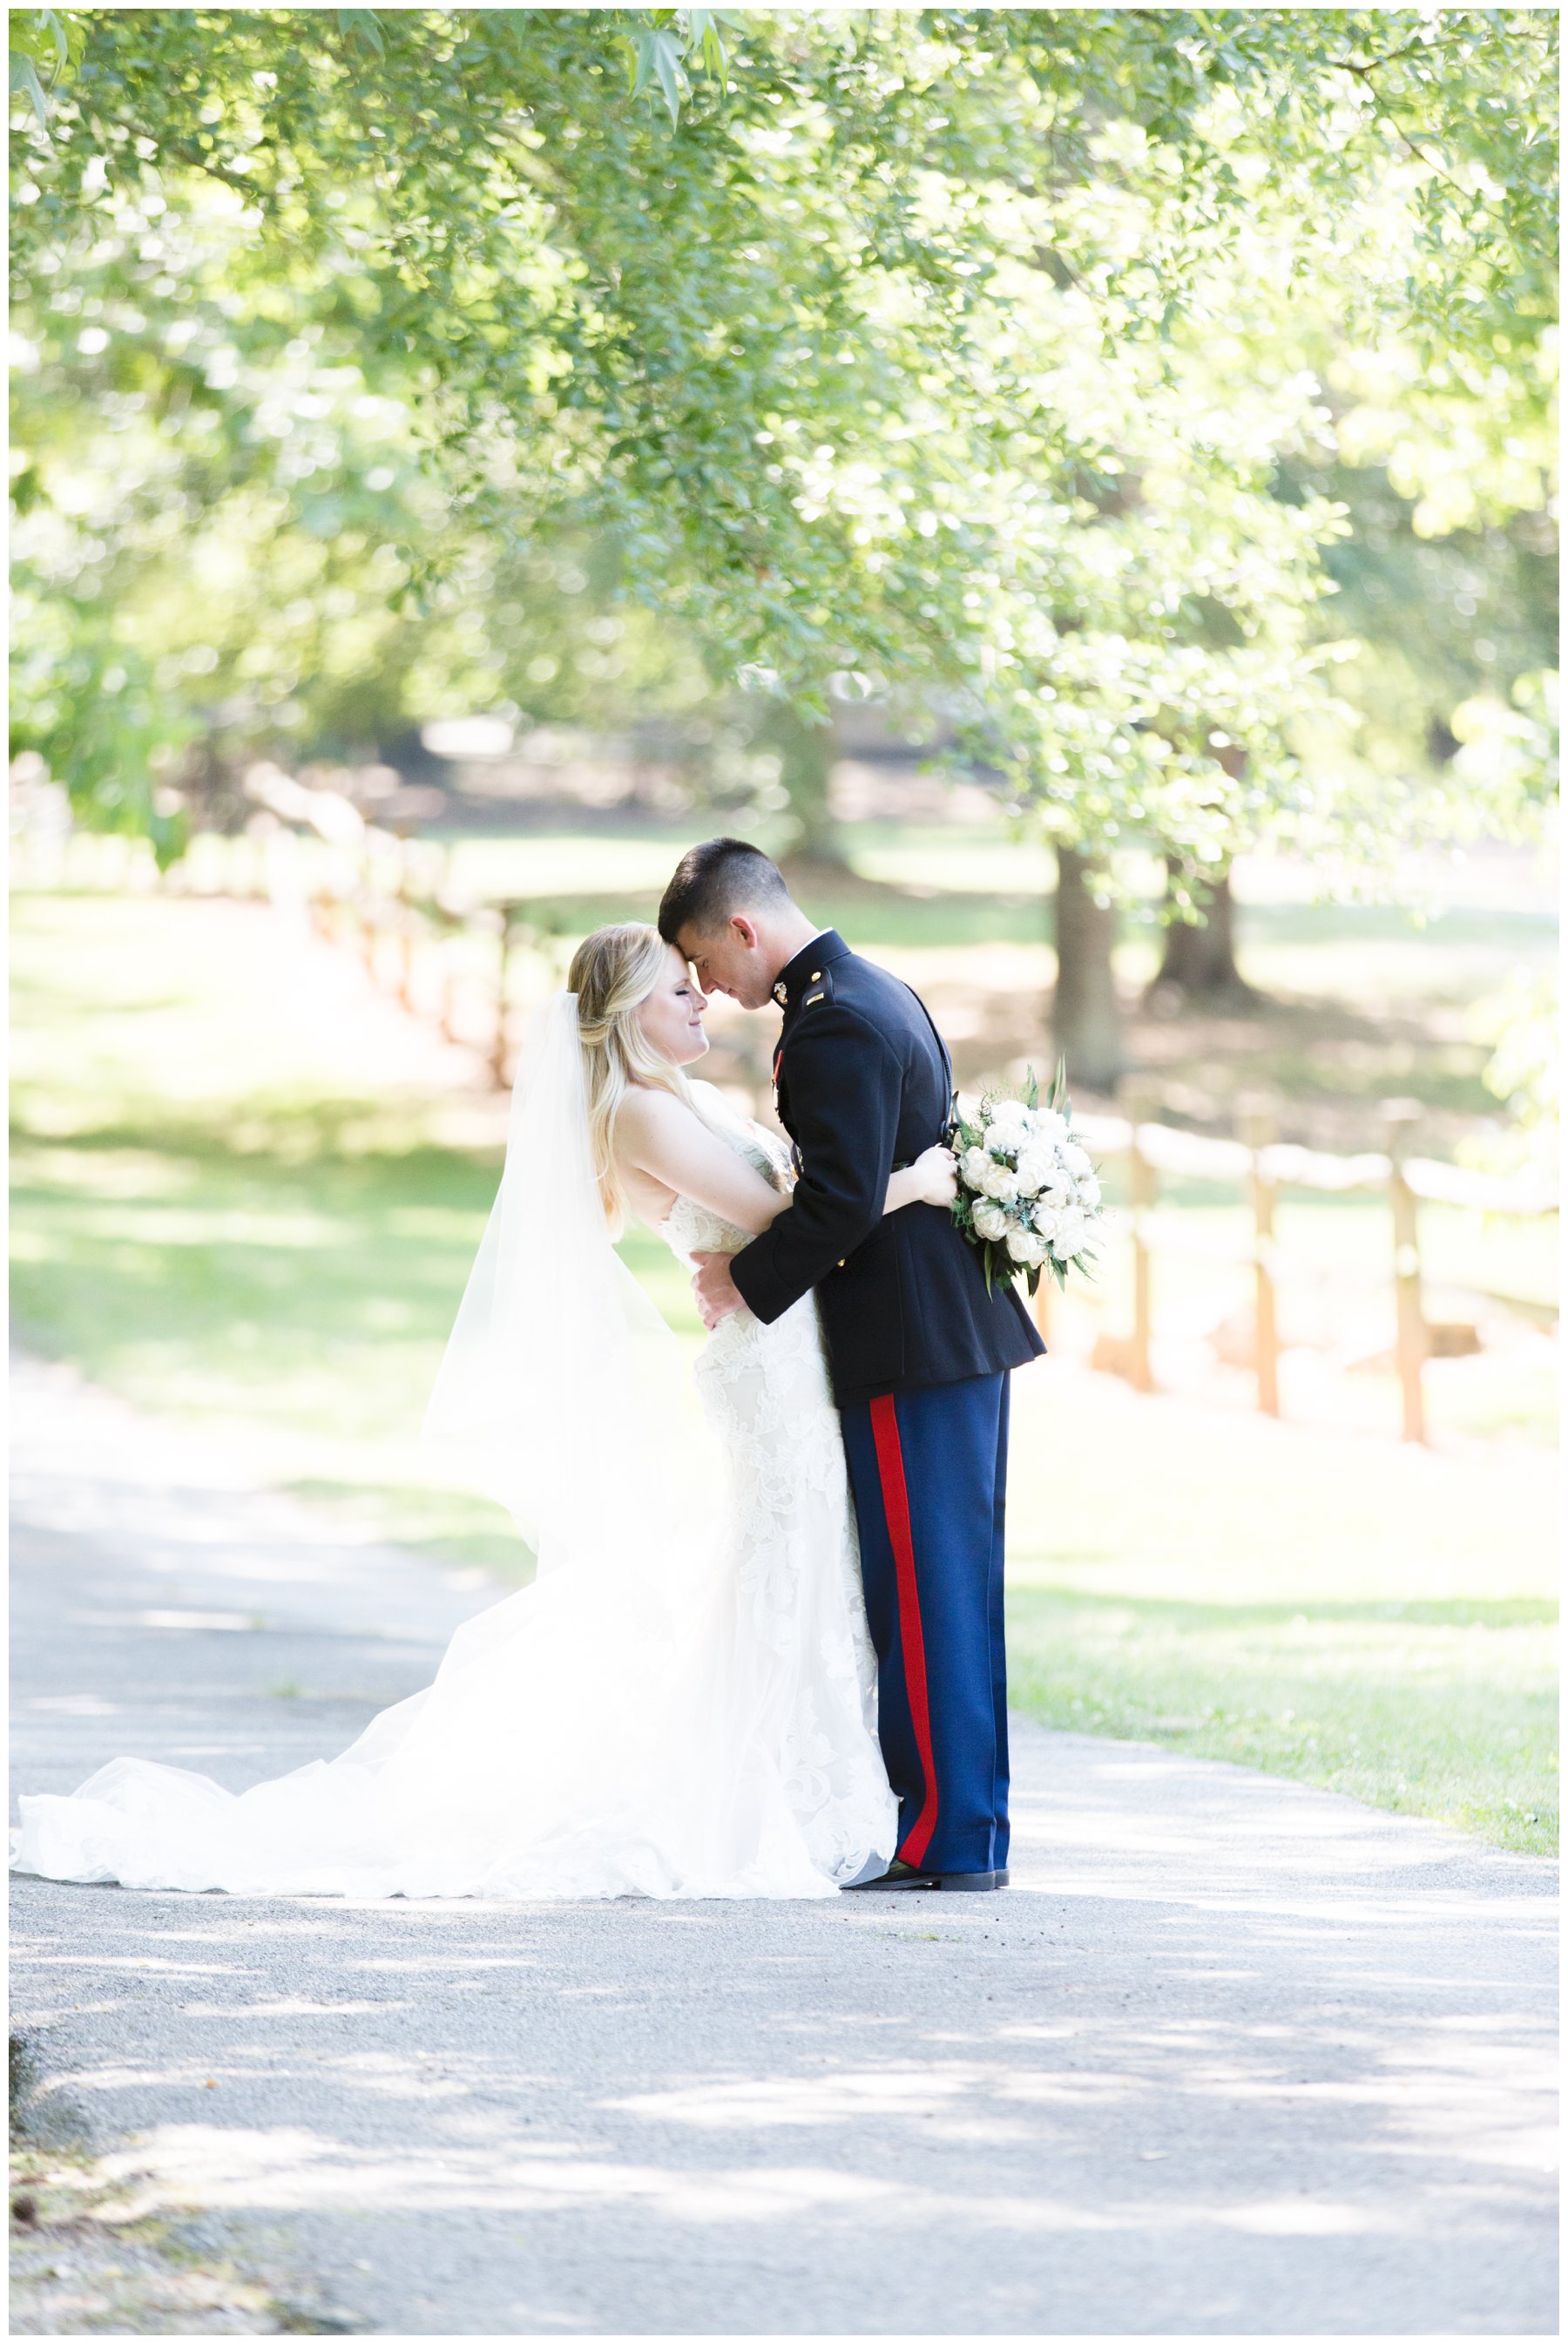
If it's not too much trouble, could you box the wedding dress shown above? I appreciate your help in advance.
[10,997,896,1900]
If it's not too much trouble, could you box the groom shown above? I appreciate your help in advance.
[659,838,1044,1891]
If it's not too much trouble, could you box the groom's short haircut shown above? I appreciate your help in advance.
[659,837,794,943]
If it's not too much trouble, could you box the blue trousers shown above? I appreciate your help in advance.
[839,1372,1010,1876]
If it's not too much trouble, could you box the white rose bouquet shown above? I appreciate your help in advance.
[950,1066,1103,1297]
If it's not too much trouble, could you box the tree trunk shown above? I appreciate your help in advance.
[760,701,843,865]
[1148,858,1254,1005]
[1051,847,1125,1093]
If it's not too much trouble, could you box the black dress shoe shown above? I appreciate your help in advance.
[843,1859,1010,1893]
[842,1857,939,1891]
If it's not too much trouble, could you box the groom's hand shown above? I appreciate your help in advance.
[692,1251,743,1331]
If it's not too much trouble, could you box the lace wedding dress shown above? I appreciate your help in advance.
[10,1015,896,1902]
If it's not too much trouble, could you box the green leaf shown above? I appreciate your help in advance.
[688,9,730,77]
[649,28,683,125]
[9,50,50,130]
[336,10,385,59]
[629,21,686,123]
[10,10,68,71]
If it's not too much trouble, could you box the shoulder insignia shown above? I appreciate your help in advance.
[805,990,825,1006]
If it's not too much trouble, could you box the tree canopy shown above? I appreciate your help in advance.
[10,8,1558,868]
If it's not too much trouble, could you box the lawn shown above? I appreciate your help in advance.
[9,884,1558,1856]
[1004,1365,1556,1854]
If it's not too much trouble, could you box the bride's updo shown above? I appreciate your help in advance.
[569,923,694,1230]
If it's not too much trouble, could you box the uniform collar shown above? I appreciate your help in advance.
[772,928,849,1010]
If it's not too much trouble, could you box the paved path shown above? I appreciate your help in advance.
[10,1350,1557,2335]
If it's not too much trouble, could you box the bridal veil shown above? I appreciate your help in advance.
[420,987,725,1589]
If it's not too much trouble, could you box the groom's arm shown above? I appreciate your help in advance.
[728,1003,902,1328]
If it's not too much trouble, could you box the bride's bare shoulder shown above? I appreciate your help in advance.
[613,1084,699,1152]
[617,1084,690,1126]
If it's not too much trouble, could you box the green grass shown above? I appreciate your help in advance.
[1007,1585,1556,1852]
[10,885,1558,1857]
[1002,1364,1556,1854]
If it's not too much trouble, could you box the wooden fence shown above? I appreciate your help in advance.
[1061,1101,1557,1442]
[17,801,1558,1444]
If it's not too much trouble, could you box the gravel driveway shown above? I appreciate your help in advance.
[10,1350,1557,2335]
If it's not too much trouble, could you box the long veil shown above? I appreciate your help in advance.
[419,990,724,1585]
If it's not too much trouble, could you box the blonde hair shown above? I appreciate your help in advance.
[569,923,694,1232]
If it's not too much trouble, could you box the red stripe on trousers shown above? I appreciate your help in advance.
[868,1393,939,1869]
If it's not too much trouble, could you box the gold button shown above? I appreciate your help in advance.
[810,970,821,980]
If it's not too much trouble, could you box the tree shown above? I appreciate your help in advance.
[1052,848,1125,1090]
[10,9,1557,1058]
[983,10,1558,1052]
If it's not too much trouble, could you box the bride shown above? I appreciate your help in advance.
[11,923,957,1901]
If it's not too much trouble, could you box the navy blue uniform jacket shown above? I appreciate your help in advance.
[727,931,1044,1406]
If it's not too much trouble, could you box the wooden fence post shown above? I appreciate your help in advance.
[1240,1097,1280,1418]
[355,837,377,976]
[1124,1085,1157,1393]
[394,848,422,1016]
[490,902,526,1088]
[1382,1098,1427,1444]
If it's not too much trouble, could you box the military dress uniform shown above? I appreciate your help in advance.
[728,930,1043,1884]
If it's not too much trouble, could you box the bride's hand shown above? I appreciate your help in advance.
[692,1250,744,1331]
[909,1142,958,1208]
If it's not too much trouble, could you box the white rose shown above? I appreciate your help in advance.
[988,1097,1030,1131]
[971,1202,1010,1241]
[1013,1146,1051,1195]
[1074,1171,1102,1209]
[1031,1108,1068,1141]
[960,1146,992,1190]
[1030,1202,1060,1243]
[1051,1205,1088,1259]
[1006,1226,1045,1265]
[1062,1141,1092,1179]
[1038,1170,1074,1209]
[981,1164,1021,1203]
